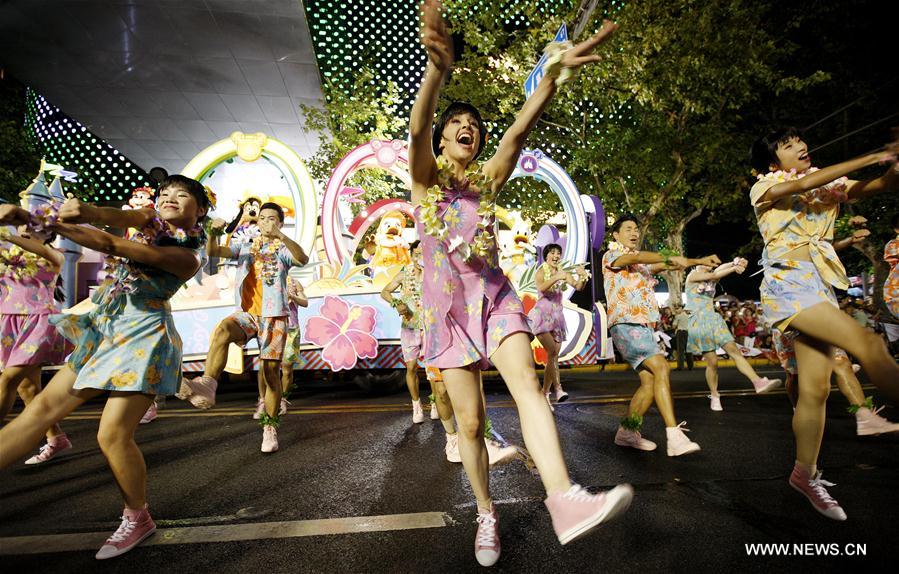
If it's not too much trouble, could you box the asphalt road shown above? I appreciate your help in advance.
[1,365,897,573]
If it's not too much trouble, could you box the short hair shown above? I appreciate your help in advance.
[432,102,488,160]
[610,214,640,235]
[542,243,562,259]
[259,202,284,222]
[750,126,803,174]
[157,174,209,213]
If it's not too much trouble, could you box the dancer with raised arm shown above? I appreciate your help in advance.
[749,126,899,520]
[409,1,631,566]
[529,243,589,408]
[602,215,720,455]
[684,258,781,411]
[0,175,211,558]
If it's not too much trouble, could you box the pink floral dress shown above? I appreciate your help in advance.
[527,263,567,343]
[415,187,531,369]
[0,245,67,369]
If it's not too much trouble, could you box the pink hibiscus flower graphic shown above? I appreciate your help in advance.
[303,296,379,371]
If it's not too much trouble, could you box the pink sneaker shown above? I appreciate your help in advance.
[789,465,846,521]
[545,484,634,545]
[445,433,461,463]
[252,398,265,420]
[752,377,782,394]
[279,398,290,416]
[474,504,500,567]
[666,422,701,457]
[95,506,156,559]
[261,425,279,453]
[139,402,158,424]
[176,375,217,409]
[614,426,657,451]
[486,438,517,466]
[24,434,72,465]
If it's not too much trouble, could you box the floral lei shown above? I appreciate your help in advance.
[0,243,52,281]
[250,236,283,285]
[757,167,848,204]
[98,216,205,306]
[419,156,498,264]
[542,262,565,293]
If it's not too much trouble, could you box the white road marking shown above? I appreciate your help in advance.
[0,511,449,556]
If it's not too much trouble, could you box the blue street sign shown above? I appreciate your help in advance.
[524,23,568,99]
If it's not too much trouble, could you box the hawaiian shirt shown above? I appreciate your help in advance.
[602,247,659,326]
[231,240,297,318]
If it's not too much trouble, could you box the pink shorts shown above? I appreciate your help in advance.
[400,326,423,363]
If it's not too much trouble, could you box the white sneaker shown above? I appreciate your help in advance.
[709,395,723,411]
[613,426,657,451]
[554,386,569,403]
[412,400,425,424]
[486,438,517,466]
[666,422,701,457]
[252,398,265,420]
[261,425,279,453]
[445,433,462,463]
[856,406,899,436]
[279,398,290,415]
[430,403,440,420]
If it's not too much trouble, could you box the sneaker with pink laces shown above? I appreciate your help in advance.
[486,438,517,466]
[445,433,462,463]
[474,504,501,567]
[24,434,73,465]
[614,426,657,451]
[252,398,265,420]
[175,375,217,409]
[280,398,290,416]
[855,405,899,436]
[789,465,846,521]
[752,377,782,394]
[544,484,634,545]
[139,402,158,424]
[95,506,156,559]
[666,422,701,457]
[261,425,279,453]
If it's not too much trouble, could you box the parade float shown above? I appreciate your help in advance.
[24,133,610,380]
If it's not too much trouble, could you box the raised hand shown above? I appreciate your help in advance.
[850,228,871,244]
[0,204,29,226]
[57,197,94,224]
[698,255,722,267]
[559,20,618,71]
[210,217,228,232]
[420,0,453,73]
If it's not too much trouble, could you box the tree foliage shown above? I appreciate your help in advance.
[0,76,41,203]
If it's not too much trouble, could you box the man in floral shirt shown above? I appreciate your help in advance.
[602,215,719,457]
[179,203,308,453]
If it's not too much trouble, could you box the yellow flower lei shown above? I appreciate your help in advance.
[419,157,498,264]
[0,245,49,281]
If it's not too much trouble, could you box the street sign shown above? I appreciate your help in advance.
[524,23,568,99]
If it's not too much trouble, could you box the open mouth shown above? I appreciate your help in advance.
[798,152,809,161]
[514,235,528,245]
[457,132,474,146]
[386,227,399,236]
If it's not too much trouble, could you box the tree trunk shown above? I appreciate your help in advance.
[662,231,686,308]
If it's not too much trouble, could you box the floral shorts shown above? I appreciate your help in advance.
[400,326,423,363]
[760,260,837,331]
[229,312,287,361]
[610,323,660,370]
[281,328,303,366]
[772,329,848,375]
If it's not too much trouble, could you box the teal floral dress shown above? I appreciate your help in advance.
[51,217,205,395]
[685,278,734,354]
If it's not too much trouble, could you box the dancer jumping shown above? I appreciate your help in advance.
[411,2,631,566]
